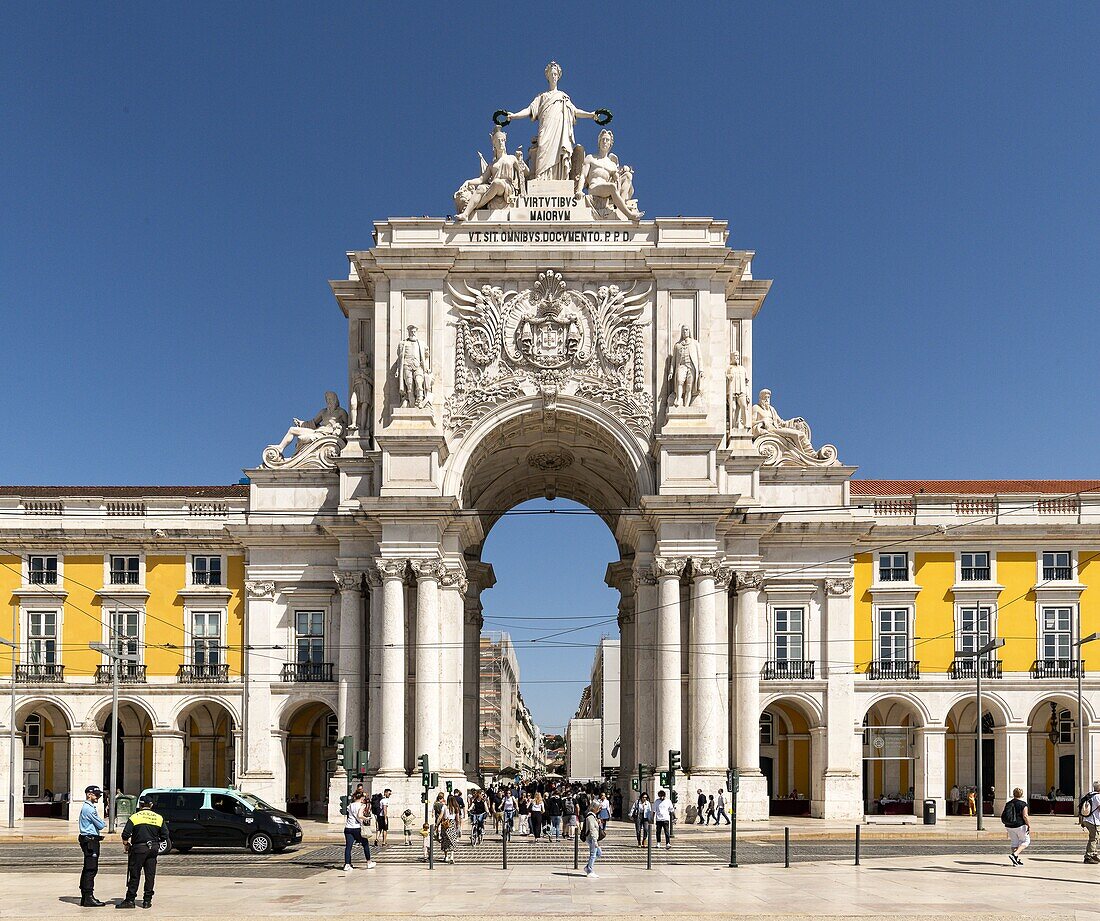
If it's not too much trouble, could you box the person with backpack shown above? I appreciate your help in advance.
[580,802,603,878]
[1080,780,1100,863]
[1000,787,1031,866]
[629,792,651,846]
[716,789,731,825]
[547,789,564,840]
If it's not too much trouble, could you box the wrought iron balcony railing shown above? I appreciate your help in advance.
[960,567,991,581]
[95,664,147,683]
[867,660,920,680]
[1031,659,1082,679]
[281,661,334,682]
[762,660,816,680]
[948,658,1003,679]
[177,663,230,683]
[1043,567,1074,581]
[15,664,64,683]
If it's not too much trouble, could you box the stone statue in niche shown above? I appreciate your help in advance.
[751,388,840,467]
[667,325,702,408]
[348,350,373,437]
[454,126,530,222]
[396,325,431,408]
[573,129,642,221]
[263,391,348,469]
[504,61,601,182]
[726,351,749,435]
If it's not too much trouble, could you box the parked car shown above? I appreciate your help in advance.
[139,787,303,854]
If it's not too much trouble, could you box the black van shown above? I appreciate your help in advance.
[140,788,303,854]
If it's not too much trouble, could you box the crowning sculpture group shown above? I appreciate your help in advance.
[262,62,839,470]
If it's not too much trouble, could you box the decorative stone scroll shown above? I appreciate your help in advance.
[375,559,409,581]
[263,392,348,469]
[751,389,840,468]
[445,270,653,437]
[634,565,657,587]
[439,568,470,595]
[333,570,362,592]
[735,570,765,591]
[245,580,275,599]
[714,567,735,591]
[409,560,446,581]
[653,556,689,578]
[825,578,854,596]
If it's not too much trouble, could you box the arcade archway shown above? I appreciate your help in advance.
[282,701,338,818]
[176,701,236,787]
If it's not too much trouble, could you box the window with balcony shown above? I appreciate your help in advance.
[27,611,57,665]
[960,552,991,582]
[878,553,908,582]
[296,611,325,663]
[109,555,140,585]
[28,555,57,585]
[958,605,993,655]
[192,555,223,586]
[192,611,222,665]
[1042,551,1073,582]
[774,608,804,662]
[878,608,909,660]
[1041,606,1073,661]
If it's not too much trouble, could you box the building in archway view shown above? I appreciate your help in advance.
[2,68,1100,825]
[566,638,620,782]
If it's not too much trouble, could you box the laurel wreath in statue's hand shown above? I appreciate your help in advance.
[594,108,613,126]
[493,110,511,127]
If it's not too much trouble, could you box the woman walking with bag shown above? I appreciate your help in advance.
[438,796,460,863]
[343,791,376,871]
[530,792,546,840]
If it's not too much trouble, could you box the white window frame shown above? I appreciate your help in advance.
[101,551,146,589]
[876,552,911,584]
[954,602,996,656]
[21,607,63,667]
[101,605,145,666]
[1039,550,1077,584]
[759,711,774,746]
[957,550,995,584]
[873,606,912,661]
[184,607,227,666]
[772,607,806,663]
[188,553,226,589]
[1038,604,1075,662]
[292,609,328,664]
[24,714,42,749]
[23,553,62,587]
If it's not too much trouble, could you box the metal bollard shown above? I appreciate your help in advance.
[503,829,508,870]
[646,820,653,870]
[855,824,861,866]
[428,828,434,869]
[784,827,790,868]
[573,829,579,870]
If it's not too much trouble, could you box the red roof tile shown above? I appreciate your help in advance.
[0,485,248,498]
[850,480,1100,497]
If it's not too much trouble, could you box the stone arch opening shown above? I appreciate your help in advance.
[281,700,338,819]
[760,697,819,817]
[175,700,237,787]
[944,696,1011,818]
[861,696,925,815]
[92,702,154,797]
[1026,695,1091,812]
[16,700,72,818]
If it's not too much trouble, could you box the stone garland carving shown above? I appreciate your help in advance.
[263,392,348,469]
[825,578,854,596]
[735,570,765,591]
[653,556,689,578]
[245,580,275,599]
[333,570,362,592]
[751,389,840,468]
[445,271,653,437]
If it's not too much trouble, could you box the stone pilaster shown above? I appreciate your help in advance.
[617,592,637,796]
[241,580,276,787]
[915,726,947,817]
[151,730,185,789]
[633,564,658,777]
[733,570,768,820]
[68,729,105,826]
[439,566,468,776]
[334,570,365,745]
[654,556,687,769]
[376,559,408,774]
[820,577,862,819]
[687,558,730,781]
[410,559,444,768]
[365,567,383,774]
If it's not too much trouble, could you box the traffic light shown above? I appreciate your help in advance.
[668,749,681,773]
[670,790,679,805]
[659,771,669,788]
[418,754,431,788]
[446,780,453,793]
[430,771,439,788]
[339,794,349,816]
[631,778,639,791]
[421,792,428,804]
[336,735,354,770]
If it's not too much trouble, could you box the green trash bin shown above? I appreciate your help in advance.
[115,795,137,820]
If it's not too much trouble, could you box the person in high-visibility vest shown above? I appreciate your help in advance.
[117,796,169,909]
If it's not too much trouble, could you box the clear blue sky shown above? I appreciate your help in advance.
[3,2,1098,733]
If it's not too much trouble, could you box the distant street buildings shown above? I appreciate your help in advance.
[478,632,545,781]
[566,638,620,782]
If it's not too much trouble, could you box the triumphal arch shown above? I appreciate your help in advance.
[245,62,861,820]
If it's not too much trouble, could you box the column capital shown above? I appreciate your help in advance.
[333,570,363,593]
[653,556,689,578]
[617,610,636,629]
[691,557,724,578]
[735,570,765,590]
[634,564,657,586]
[245,580,276,599]
[825,578,854,597]
[440,567,469,594]
[376,558,409,581]
[715,566,735,590]
[410,559,446,582]
[365,568,383,588]
[464,609,484,629]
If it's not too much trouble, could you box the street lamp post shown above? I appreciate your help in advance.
[90,641,132,834]
[961,637,1005,832]
[1073,631,1100,803]
[1,637,15,829]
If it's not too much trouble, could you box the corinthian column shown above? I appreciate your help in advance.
[334,570,364,745]
[734,570,768,819]
[439,567,468,776]
[411,560,444,767]
[633,565,658,776]
[376,559,408,774]
[617,592,637,796]
[688,559,731,779]
[654,557,687,766]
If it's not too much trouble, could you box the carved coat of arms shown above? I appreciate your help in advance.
[444,270,652,437]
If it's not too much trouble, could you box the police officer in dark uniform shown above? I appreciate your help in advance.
[78,785,107,907]
[117,796,169,909]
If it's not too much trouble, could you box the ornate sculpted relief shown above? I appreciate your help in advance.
[445,270,653,437]
[263,392,348,469]
[653,556,689,578]
[245,580,275,599]
[751,388,840,468]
